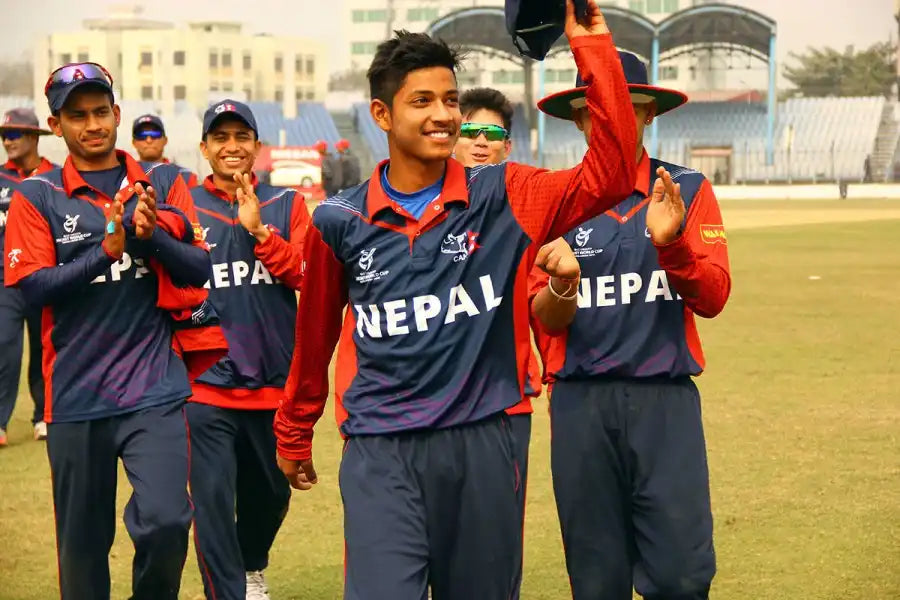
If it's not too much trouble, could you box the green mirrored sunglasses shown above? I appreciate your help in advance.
[459,122,509,142]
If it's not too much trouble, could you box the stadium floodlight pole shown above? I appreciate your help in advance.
[538,59,546,168]
[766,32,777,166]
[650,35,660,158]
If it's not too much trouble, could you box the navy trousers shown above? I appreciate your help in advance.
[508,412,532,600]
[0,285,44,428]
[550,378,716,600]
[186,403,291,600]
[46,401,192,600]
[341,413,521,600]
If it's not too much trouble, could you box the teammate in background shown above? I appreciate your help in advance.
[0,108,55,445]
[4,62,211,599]
[452,87,580,599]
[334,138,361,191]
[316,139,340,197]
[274,2,638,598]
[530,51,731,600]
[132,114,199,187]
[187,100,309,600]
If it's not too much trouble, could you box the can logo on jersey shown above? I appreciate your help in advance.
[699,224,727,245]
[7,248,21,268]
[573,226,603,258]
[440,230,480,263]
[0,187,10,205]
[356,248,389,284]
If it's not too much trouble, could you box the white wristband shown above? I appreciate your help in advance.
[548,277,578,301]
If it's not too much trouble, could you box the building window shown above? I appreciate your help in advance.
[408,7,439,21]
[209,51,218,68]
[659,65,679,80]
[646,0,662,13]
[492,70,511,85]
[243,53,252,70]
[141,85,153,100]
[295,89,304,102]
[558,68,576,83]
[274,54,283,73]
[511,71,525,84]
[222,50,232,68]
[305,90,315,100]
[174,85,186,100]
[306,57,314,75]
[243,88,252,101]
[274,88,283,102]
[629,0,644,12]
[173,51,185,66]
[60,53,72,64]
[223,82,233,91]
[295,56,303,74]
[140,51,152,67]
[353,9,390,22]
[210,83,219,92]
[663,0,679,12]
[77,52,89,62]
[351,42,379,55]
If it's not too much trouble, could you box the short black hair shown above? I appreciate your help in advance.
[460,88,514,134]
[367,30,463,106]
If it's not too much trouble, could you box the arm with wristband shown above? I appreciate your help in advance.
[530,238,581,334]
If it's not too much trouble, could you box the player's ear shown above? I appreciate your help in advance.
[504,138,512,159]
[370,99,392,134]
[113,104,121,127]
[48,115,62,138]
[199,140,210,161]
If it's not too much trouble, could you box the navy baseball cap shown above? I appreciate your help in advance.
[0,108,52,135]
[505,0,589,61]
[132,114,165,137]
[44,62,114,113]
[538,50,688,120]
[202,100,258,139]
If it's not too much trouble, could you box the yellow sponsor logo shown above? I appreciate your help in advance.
[700,224,727,245]
[192,223,204,241]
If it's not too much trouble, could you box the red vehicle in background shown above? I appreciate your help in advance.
[254,145,325,201]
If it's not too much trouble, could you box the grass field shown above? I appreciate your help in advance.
[1,200,898,599]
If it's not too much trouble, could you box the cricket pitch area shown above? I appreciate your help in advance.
[0,199,898,600]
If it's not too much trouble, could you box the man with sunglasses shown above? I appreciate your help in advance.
[3,62,212,600]
[132,114,199,187]
[0,108,57,445]
[529,51,731,600]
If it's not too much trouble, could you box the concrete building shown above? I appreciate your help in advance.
[32,5,328,118]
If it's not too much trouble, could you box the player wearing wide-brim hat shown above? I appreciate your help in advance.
[530,50,730,600]
[0,108,54,136]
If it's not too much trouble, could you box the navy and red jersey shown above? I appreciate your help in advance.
[189,176,309,410]
[0,158,57,282]
[3,150,203,423]
[157,158,199,188]
[275,33,638,461]
[529,151,731,383]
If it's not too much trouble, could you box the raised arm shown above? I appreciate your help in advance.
[252,192,310,291]
[505,2,637,246]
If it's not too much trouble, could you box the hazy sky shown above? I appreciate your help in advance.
[2,0,894,75]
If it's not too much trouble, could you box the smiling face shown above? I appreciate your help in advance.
[48,87,120,163]
[2,131,40,164]
[200,116,261,181]
[371,66,461,165]
[454,108,511,167]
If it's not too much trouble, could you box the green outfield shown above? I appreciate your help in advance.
[0,200,898,600]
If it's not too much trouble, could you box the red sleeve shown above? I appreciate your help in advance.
[654,179,731,318]
[3,191,55,287]
[164,176,206,249]
[254,194,310,291]
[184,172,199,188]
[273,222,348,461]
[528,265,550,306]
[505,34,637,246]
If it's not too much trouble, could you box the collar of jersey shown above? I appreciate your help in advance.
[3,157,54,180]
[203,172,259,202]
[62,149,148,197]
[365,157,469,221]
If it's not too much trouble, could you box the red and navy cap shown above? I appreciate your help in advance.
[202,100,258,139]
[132,114,166,137]
[0,108,52,135]
[538,50,688,120]
[505,0,589,61]
[44,62,114,113]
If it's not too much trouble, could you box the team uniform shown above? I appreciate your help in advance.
[275,34,637,600]
[4,150,210,599]
[529,152,731,599]
[0,157,55,433]
[164,159,199,188]
[187,175,309,600]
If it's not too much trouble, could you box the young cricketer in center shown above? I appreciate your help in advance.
[274,2,638,598]
[187,100,308,600]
